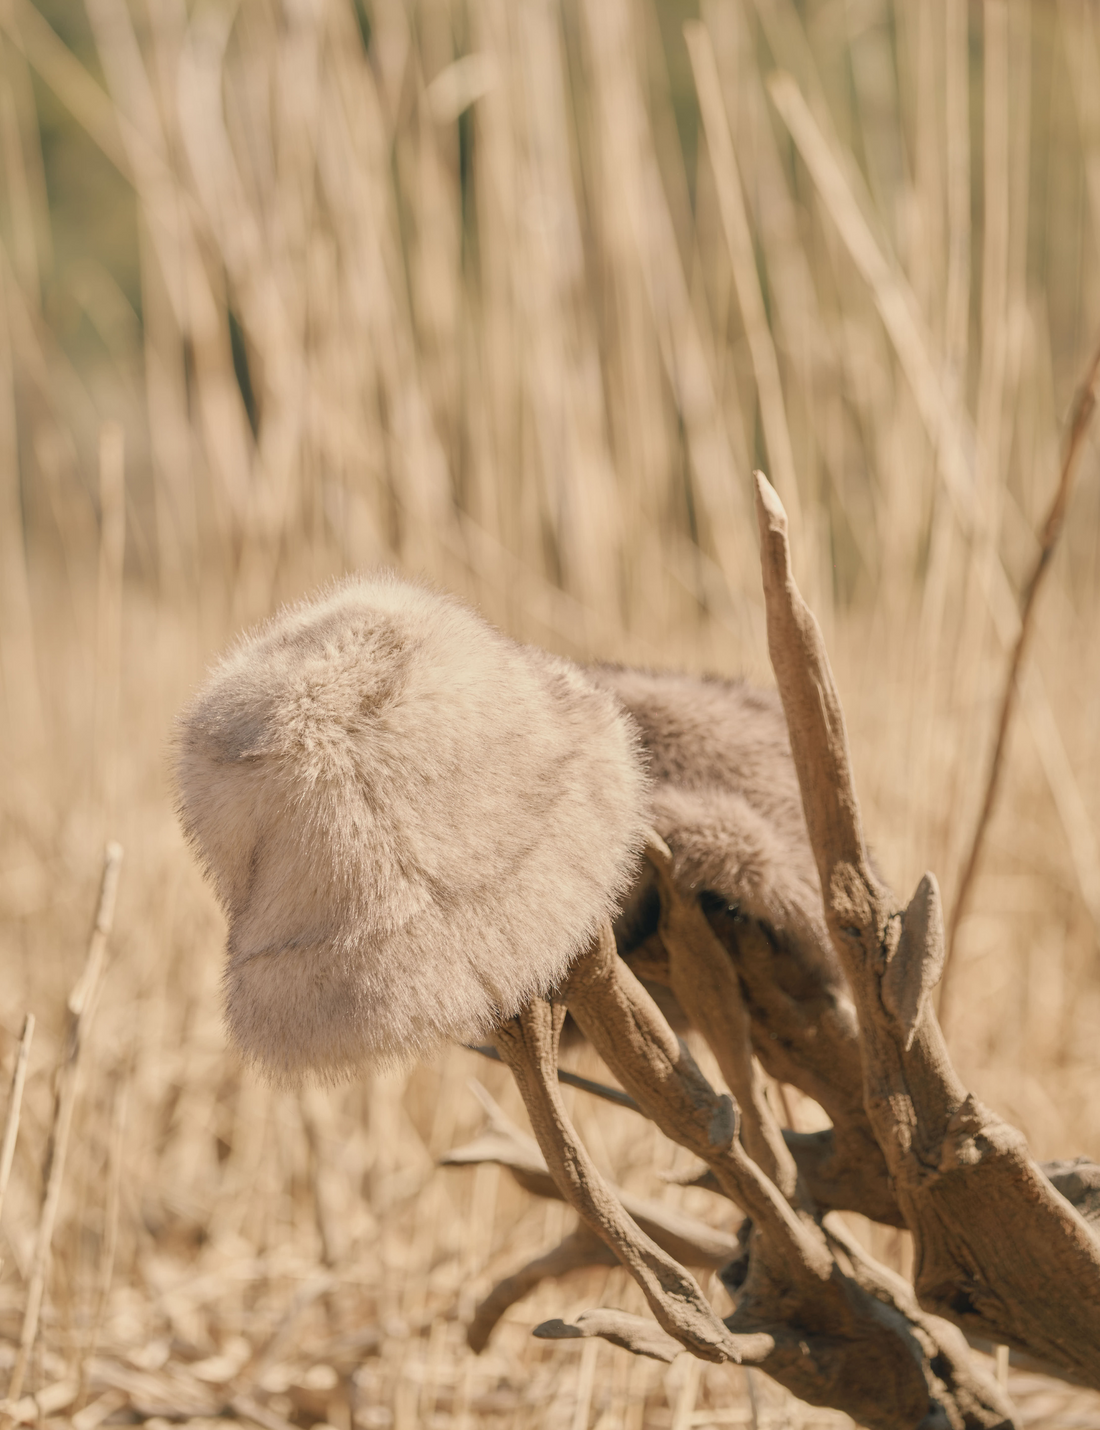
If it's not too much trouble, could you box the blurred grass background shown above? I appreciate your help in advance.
[1,0,1100,1425]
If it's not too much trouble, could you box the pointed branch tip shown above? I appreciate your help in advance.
[753,470,787,533]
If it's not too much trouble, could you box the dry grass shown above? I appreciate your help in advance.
[1,0,1100,1426]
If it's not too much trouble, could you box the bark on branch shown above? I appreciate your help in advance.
[492,998,745,1362]
[753,469,1100,1389]
[440,1085,741,1351]
[557,929,1012,1427]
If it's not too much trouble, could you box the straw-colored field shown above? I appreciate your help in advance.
[1,0,1099,1425]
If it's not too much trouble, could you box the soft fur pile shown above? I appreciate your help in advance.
[175,575,648,1083]
[590,666,838,989]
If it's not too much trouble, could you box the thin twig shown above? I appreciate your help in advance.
[465,1044,642,1112]
[76,1075,128,1409]
[943,339,1100,1014]
[4,843,123,1411]
[95,422,125,830]
[0,1015,35,1230]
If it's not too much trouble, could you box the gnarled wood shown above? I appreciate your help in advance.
[440,1085,742,1266]
[645,831,799,1201]
[559,927,1013,1428]
[533,1310,776,1367]
[469,1226,617,1353]
[754,468,1100,1388]
[441,1086,742,1351]
[492,998,745,1362]
[1043,1159,1100,1228]
[533,1310,693,1362]
[621,918,903,1227]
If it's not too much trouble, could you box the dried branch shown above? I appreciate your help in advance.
[465,1044,641,1111]
[627,921,1094,1233]
[753,467,1100,1388]
[441,1086,742,1266]
[469,1228,618,1353]
[0,1015,35,1229]
[453,1084,1011,1415]
[560,927,1012,1428]
[533,1310,691,1363]
[944,337,1100,1006]
[442,1086,741,1352]
[492,998,743,1362]
[645,833,799,1201]
[622,908,902,1227]
[1042,1158,1100,1228]
[533,1310,778,1369]
[563,926,831,1262]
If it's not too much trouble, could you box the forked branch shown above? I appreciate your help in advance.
[440,1085,741,1352]
[453,920,1012,1421]
[557,928,1012,1428]
[491,997,745,1362]
[753,468,1100,1388]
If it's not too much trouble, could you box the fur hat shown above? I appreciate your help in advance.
[589,666,834,981]
[175,574,648,1083]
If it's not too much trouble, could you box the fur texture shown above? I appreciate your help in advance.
[175,575,649,1083]
[589,666,836,987]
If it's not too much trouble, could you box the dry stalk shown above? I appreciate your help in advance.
[0,0,130,175]
[3,843,123,1412]
[94,422,125,831]
[465,1043,641,1111]
[944,0,972,398]
[299,1089,343,1268]
[683,21,801,534]
[944,337,1100,1004]
[0,1014,35,1230]
[765,71,973,520]
[76,1075,128,1409]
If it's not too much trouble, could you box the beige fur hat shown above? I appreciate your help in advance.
[591,666,834,977]
[176,575,648,1083]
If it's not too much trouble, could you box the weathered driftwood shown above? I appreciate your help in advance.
[752,469,1100,1387]
[440,1084,740,1352]
[457,927,1012,1421]
[491,996,768,1364]
[448,478,1100,1424]
[621,936,902,1226]
[1043,1159,1100,1228]
[620,900,1100,1234]
[533,1309,685,1362]
[453,1087,1098,1388]
[447,1085,1013,1423]
[601,665,901,1228]
[175,539,1099,1426]
[644,832,798,1202]
[556,927,1012,1428]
